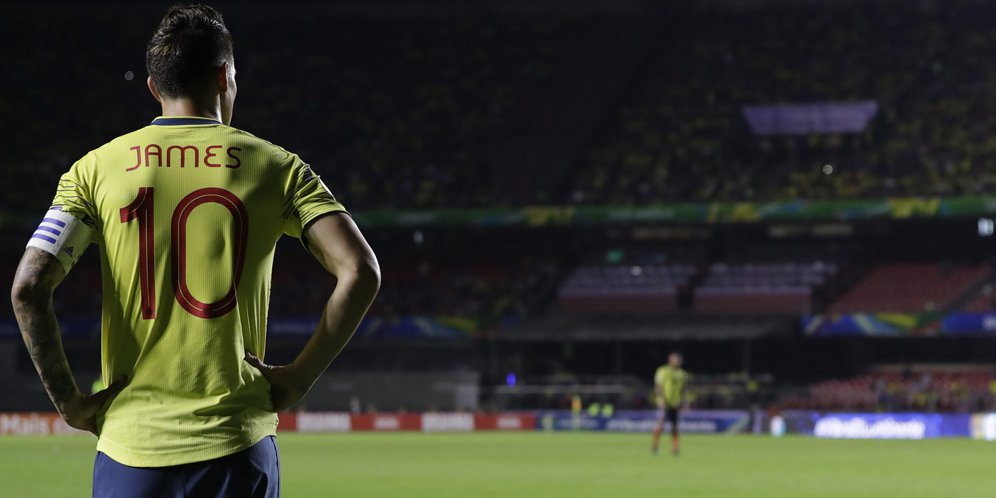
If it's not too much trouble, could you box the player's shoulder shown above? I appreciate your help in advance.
[223,125,303,166]
[79,122,304,174]
[83,124,159,163]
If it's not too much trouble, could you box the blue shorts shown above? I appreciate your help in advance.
[92,436,280,498]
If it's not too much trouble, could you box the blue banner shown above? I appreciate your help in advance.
[970,413,996,440]
[940,313,996,335]
[760,412,973,438]
[803,312,996,337]
[765,410,820,435]
[810,413,970,439]
[535,410,750,434]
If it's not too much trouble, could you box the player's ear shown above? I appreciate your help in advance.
[147,76,162,103]
[217,63,230,93]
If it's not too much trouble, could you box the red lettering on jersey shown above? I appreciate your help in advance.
[127,146,141,171]
[166,145,199,168]
[204,145,223,167]
[226,147,241,169]
[124,144,237,172]
[145,144,163,168]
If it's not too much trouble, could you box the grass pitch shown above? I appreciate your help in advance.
[1,432,994,497]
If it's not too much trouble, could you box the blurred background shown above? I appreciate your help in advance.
[4,0,996,427]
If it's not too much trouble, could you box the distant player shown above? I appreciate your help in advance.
[10,5,380,497]
[651,352,688,456]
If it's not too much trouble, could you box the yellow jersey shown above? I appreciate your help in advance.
[48,115,345,467]
[654,366,688,409]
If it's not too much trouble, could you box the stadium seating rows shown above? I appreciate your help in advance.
[31,255,992,325]
[695,262,837,314]
[0,8,609,212]
[34,254,563,326]
[569,1,996,204]
[781,369,995,412]
[559,265,695,312]
[827,263,987,314]
[365,258,561,321]
[558,261,992,316]
[9,2,996,213]
[960,282,996,312]
[559,262,838,314]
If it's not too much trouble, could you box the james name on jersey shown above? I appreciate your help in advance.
[127,143,242,171]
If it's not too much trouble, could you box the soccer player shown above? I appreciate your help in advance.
[10,5,380,497]
[651,352,688,456]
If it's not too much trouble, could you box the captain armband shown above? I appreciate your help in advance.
[25,209,93,271]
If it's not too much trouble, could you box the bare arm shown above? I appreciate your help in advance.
[245,213,380,410]
[10,248,123,434]
[294,212,381,381]
[11,249,76,408]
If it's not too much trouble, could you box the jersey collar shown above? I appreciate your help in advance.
[151,116,223,126]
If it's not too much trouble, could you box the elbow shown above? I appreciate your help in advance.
[10,282,25,309]
[338,251,380,298]
[11,277,43,310]
[356,255,381,295]
[11,249,61,311]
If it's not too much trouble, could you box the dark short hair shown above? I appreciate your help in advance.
[146,4,233,99]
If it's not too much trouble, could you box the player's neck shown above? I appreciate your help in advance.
[159,97,222,123]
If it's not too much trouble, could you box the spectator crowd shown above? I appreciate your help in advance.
[10,1,996,216]
[570,1,996,204]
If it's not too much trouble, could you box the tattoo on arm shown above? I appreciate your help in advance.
[11,248,79,412]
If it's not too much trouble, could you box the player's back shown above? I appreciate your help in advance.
[54,116,345,467]
[655,365,688,407]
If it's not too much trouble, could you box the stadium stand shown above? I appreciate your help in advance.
[502,311,787,340]
[38,251,563,329]
[0,6,635,213]
[959,281,996,312]
[826,263,989,314]
[149,253,974,334]
[566,1,996,204]
[694,262,837,314]
[365,257,561,322]
[12,2,996,213]
[556,261,840,315]
[780,366,995,412]
[6,0,996,419]
[558,264,695,312]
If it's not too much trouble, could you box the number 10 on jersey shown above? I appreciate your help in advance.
[120,187,248,320]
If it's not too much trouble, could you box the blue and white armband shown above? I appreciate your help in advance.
[26,209,93,271]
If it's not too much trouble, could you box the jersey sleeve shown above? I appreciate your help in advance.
[51,154,99,227]
[282,155,347,239]
[26,154,99,271]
